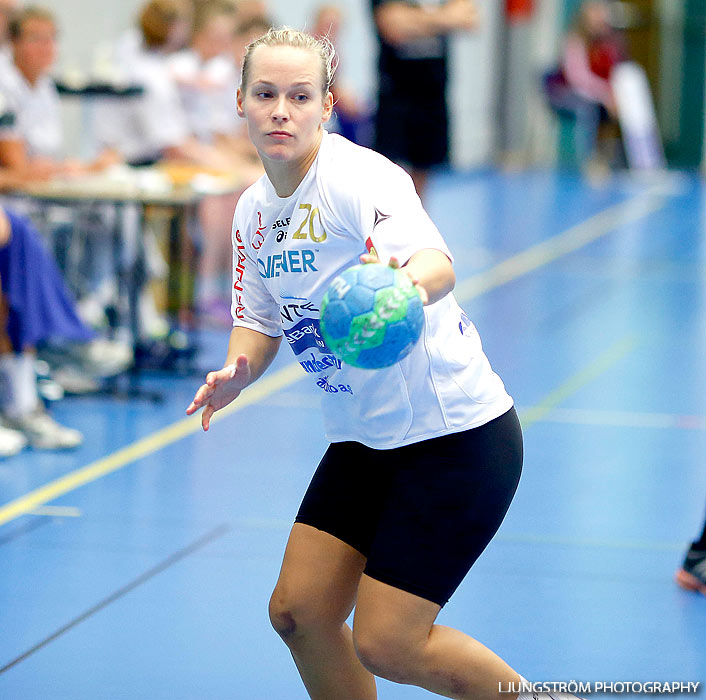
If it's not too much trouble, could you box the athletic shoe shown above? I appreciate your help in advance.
[0,422,28,457]
[675,547,706,596]
[68,338,134,378]
[4,408,83,450]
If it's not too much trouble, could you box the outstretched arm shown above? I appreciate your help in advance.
[374,0,478,46]
[186,326,282,431]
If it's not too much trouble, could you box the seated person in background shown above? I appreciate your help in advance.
[544,0,627,167]
[169,0,239,145]
[0,204,92,454]
[0,5,118,180]
[98,0,233,170]
[233,0,267,25]
[312,4,371,146]
[97,0,252,327]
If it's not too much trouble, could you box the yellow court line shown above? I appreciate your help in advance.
[0,186,668,528]
[0,364,303,527]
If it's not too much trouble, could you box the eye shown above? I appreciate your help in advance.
[256,91,273,99]
[293,94,309,102]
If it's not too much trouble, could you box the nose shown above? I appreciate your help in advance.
[271,95,289,122]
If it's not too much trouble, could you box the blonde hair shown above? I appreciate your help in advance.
[240,27,338,97]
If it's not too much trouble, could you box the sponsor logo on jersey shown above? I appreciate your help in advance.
[251,211,267,250]
[299,351,342,374]
[373,206,391,229]
[283,317,329,354]
[258,250,318,278]
[281,300,319,323]
[271,217,290,244]
[459,312,475,337]
[316,375,353,395]
[232,229,246,320]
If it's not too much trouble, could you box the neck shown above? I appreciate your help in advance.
[263,129,324,198]
[15,60,41,86]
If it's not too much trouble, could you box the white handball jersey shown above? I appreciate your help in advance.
[232,132,513,449]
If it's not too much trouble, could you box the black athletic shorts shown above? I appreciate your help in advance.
[295,407,523,606]
[374,89,449,169]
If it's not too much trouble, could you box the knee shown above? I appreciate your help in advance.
[268,587,331,645]
[352,625,419,684]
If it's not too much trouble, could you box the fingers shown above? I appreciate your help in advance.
[359,253,400,269]
[415,284,430,305]
[202,404,215,432]
[186,383,213,417]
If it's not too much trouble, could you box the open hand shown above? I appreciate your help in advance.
[186,354,252,431]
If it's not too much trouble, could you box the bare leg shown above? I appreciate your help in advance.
[353,575,520,700]
[269,523,377,700]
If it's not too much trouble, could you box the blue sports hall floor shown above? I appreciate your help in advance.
[1,167,705,699]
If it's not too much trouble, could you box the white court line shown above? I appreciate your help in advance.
[28,506,82,518]
[527,406,706,430]
[455,185,669,303]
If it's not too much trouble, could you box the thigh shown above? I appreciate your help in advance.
[364,408,523,606]
[295,441,396,558]
[271,522,367,626]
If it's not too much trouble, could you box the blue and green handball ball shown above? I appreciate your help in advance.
[320,263,425,370]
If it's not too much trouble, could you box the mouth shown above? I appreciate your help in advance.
[267,131,293,140]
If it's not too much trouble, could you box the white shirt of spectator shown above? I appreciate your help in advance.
[169,49,238,143]
[0,57,63,159]
[95,33,190,163]
[231,131,513,449]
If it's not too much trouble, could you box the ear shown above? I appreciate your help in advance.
[322,90,334,123]
[236,88,246,118]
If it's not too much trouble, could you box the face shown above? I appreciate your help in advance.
[13,17,57,77]
[196,15,236,58]
[583,2,611,37]
[237,45,333,164]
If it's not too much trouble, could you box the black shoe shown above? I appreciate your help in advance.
[675,547,706,596]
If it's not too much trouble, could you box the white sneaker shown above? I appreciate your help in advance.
[0,423,28,457]
[70,338,134,377]
[4,409,83,450]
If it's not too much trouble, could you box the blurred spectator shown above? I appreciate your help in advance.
[370,0,478,201]
[544,0,627,168]
[312,4,371,146]
[233,13,271,69]
[0,6,119,180]
[99,0,262,328]
[169,0,239,145]
[0,203,123,453]
[234,0,267,25]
